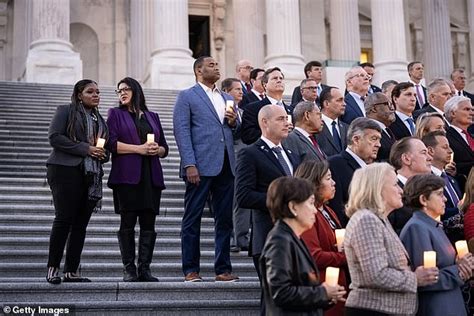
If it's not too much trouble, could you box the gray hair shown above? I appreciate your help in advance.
[347,117,383,145]
[444,95,471,122]
[381,80,398,93]
[427,78,449,96]
[345,66,364,82]
[364,92,389,113]
[299,78,317,90]
[293,101,318,124]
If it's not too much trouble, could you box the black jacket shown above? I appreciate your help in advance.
[260,220,330,316]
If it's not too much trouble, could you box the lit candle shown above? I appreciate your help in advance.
[435,215,441,222]
[96,138,105,148]
[335,229,345,252]
[226,100,234,112]
[325,267,339,286]
[287,115,293,125]
[423,251,436,268]
[455,240,469,258]
[147,134,155,143]
[450,153,454,163]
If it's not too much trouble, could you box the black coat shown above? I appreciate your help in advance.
[239,91,260,111]
[235,139,300,256]
[376,128,396,162]
[388,180,414,235]
[260,220,330,316]
[388,114,412,140]
[446,126,474,182]
[314,120,348,157]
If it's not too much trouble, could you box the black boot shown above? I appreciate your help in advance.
[137,230,159,282]
[117,229,138,282]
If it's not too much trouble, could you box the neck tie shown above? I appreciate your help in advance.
[276,100,284,107]
[385,127,396,140]
[308,135,326,160]
[441,172,460,207]
[406,117,415,135]
[331,121,342,151]
[317,84,322,97]
[415,84,424,105]
[462,130,474,151]
[272,147,292,176]
[259,93,264,100]
[245,82,252,93]
[458,91,462,96]
[360,96,366,102]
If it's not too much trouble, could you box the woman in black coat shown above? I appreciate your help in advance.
[46,79,108,284]
[260,177,346,315]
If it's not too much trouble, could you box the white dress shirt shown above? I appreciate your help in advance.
[198,82,226,123]
[349,91,366,117]
[261,136,294,174]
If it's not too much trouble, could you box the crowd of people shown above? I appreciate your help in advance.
[44,55,474,315]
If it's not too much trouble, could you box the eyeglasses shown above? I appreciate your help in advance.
[349,73,371,80]
[373,101,394,109]
[302,86,318,91]
[240,66,253,70]
[115,87,132,95]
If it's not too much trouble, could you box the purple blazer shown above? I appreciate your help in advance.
[106,107,168,190]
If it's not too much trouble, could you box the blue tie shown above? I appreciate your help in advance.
[272,147,292,176]
[406,117,415,135]
[441,172,460,206]
[331,121,342,151]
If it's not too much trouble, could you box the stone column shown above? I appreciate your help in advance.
[25,0,82,84]
[264,0,305,93]
[371,0,408,85]
[324,0,360,90]
[421,0,453,82]
[144,0,194,89]
[130,0,154,81]
[467,0,474,89]
[233,0,264,67]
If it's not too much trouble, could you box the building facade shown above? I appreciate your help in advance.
[1,0,473,92]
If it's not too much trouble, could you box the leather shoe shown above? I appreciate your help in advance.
[215,272,239,282]
[230,245,241,253]
[46,267,61,285]
[63,272,91,283]
[184,272,203,282]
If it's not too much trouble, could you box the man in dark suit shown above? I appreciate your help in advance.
[328,118,382,225]
[408,61,427,111]
[236,104,300,313]
[282,101,325,162]
[451,68,474,104]
[290,78,319,110]
[340,66,371,124]
[388,137,433,234]
[239,68,265,110]
[291,60,328,106]
[365,92,396,161]
[241,67,292,145]
[413,79,451,125]
[360,62,382,95]
[235,59,253,94]
[389,82,417,140]
[316,86,348,157]
[444,95,474,184]
[173,56,240,283]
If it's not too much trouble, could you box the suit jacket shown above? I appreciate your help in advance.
[414,84,427,111]
[47,103,109,167]
[388,113,412,140]
[106,107,168,189]
[282,129,325,162]
[327,150,361,226]
[368,84,382,94]
[291,84,329,108]
[441,173,462,220]
[239,91,260,111]
[173,83,240,178]
[376,128,396,162]
[260,220,330,316]
[388,180,414,235]
[446,126,474,181]
[241,97,292,145]
[413,104,449,128]
[340,93,364,125]
[344,209,417,315]
[235,139,300,256]
[400,211,466,316]
[314,120,348,157]
[461,90,474,104]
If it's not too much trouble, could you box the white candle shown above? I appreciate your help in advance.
[423,251,436,268]
[335,229,345,252]
[450,153,454,163]
[455,240,469,258]
[325,267,339,286]
[96,138,105,148]
[226,100,234,112]
[147,134,155,143]
[287,115,292,125]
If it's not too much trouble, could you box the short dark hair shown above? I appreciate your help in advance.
[421,130,446,148]
[221,78,240,92]
[381,80,398,93]
[389,137,417,170]
[193,56,211,75]
[304,61,322,78]
[250,68,265,80]
[391,82,414,106]
[403,174,445,209]
[407,61,422,72]
[319,86,337,109]
[117,77,149,112]
[294,160,330,205]
[262,67,283,85]
[360,62,375,68]
[346,117,382,145]
[266,177,314,222]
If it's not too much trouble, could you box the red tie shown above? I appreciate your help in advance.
[309,135,326,160]
[462,130,474,151]
[245,82,252,93]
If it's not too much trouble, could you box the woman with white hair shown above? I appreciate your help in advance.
[444,95,474,181]
[344,163,438,316]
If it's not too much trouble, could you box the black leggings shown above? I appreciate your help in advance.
[120,211,156,231]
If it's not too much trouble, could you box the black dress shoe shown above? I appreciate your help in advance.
[46,267,61,285]
[230,245,241,253]
[63,272,91,283]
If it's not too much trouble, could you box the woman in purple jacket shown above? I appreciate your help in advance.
[106,77,168,282]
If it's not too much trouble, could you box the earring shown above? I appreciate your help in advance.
[292,212,298,217]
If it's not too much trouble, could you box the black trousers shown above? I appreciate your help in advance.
[345,307,389,316]
[47,164,93,273]
[120,211,156,231]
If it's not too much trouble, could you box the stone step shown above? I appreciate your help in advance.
[0,262,257,278]
[0,184,185,195]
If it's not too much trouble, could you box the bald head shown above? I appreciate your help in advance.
[236,59,253,82]
[258,105,289,143]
